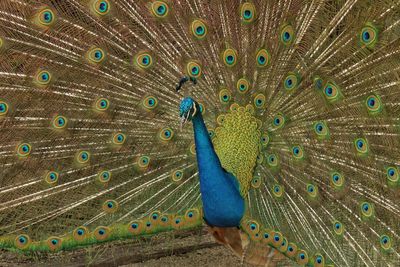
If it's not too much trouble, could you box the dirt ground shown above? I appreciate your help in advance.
[123,245,248,267]
[0,228,293,267]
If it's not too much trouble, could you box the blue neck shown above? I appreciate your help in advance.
[191,110,245,227]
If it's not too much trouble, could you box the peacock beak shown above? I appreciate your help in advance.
[180,103,197,130]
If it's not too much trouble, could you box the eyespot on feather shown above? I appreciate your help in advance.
[222,48,238,67]
[256,48,270,67]
[360,23,378,48]
[0,100,9,116]
[280,24,295,45]
[94,226,110,240]
[134,52,153,69]
[52,115,67,129]
[47,236,62,251]
[45,171,59,185]
[102,199,119,213]
[76,150,90,164]
[98,170,111,183]
[34,8,56,28]
[91,0,111,16]
[172,169,184,182]
[95,98,110,111]
[15,234,31,249]
[137,155,150,169]
[191,20,208,39]
[73,226,89,241]
[186,61,202,79]
[240,3,256,24]
[236,78,250,94]
[87,47,106,64]
[17,143,32,157]
[151,1,170,18]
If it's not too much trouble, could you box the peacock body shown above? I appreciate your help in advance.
[0,0,400,266]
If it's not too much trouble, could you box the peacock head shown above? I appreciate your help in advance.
[179,97,199,127]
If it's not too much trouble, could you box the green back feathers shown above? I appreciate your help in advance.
[213,104,261,196]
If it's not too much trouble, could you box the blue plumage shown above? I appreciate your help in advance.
[180,97,245,227]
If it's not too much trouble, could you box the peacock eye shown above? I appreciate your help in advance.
[53,115,67,129]
[102,200,118,213]
[306,184,318,198]
[272,113,285,129]
[380,235,392,250]
[360,23,378,47]
[280,24,295,45]
[95,98,110,111]
[138,155,150,168]
[77,151,90,164]
[191,20,207,39]
[0,101,8,115]
[365,94,383,114]
[99,1,109,13]
[88,47,106,63]
[17,143,32,157]
[360,201,374,218]
[323,81,341,102]
[37,9,55,26]
[36,70,52,85]
[135,52,153,69]
[15,234,31,249]
[157,5,165,14]
[196,26,203,34]
[222,48,238,67]
[254,94,266,108]
[159,127,174,141]
[241,3,256,23]
[186,61,202,78]
[256,49,270,67]
[172,169,184,182]
[354,137,369,155]
[274,234,280,242]
[236,78,250,93]
[151,1,169,18]
[92,0,111,15]
[143,96,158,110]
[113,133,126,145]
[284,72,300,91]
[45,171,59,185]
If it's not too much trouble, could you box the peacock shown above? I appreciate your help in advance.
[0,0,399,266]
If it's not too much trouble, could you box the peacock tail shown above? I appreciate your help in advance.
[0,0,400,266]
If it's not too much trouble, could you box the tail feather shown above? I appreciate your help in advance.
[0,0,399,266]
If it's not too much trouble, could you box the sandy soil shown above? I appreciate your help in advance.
[123,245,249,267]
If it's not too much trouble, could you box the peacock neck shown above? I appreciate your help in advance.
[191,109,245,227]
[191,110,222,168]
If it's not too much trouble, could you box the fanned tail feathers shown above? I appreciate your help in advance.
[0,0,400,266]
